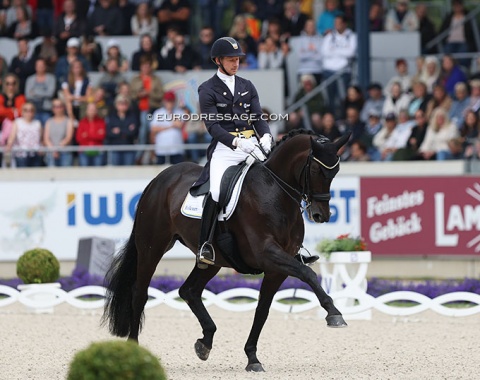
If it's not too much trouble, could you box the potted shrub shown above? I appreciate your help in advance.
[67,341,167,380]
[16,248,61,313]
[316,234,370,263]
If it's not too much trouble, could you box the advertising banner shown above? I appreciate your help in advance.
[0,176,360,261]
[361,177,480,256]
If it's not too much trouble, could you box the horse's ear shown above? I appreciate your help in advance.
[333,133,351,152]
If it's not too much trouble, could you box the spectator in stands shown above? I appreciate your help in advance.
[343,85,364,118]
[55,37,90,85]
[88,0,124,36]
[79,34,102,71]
[53,0,85,57]
[156,0,191,39]
[98,58,126,108]
[80,86,109,119]
[384,0,418,32]
[418,107,459,160]
[437,55,467,97]
[100,39,129,72]
[3,0,32,31]
[25,58,56,127]
[280,0,308,38]
[359,108,383,160]
[316,0,341,36]
[372,112,397,161]
[199,0,229,38]
[130,54,164,163]
[449,81,470,128]
[76,102,106,166]
[384,58,412,96]
[197,26,217,70]
[321,14,357,115]
[8,38,35,94]
[238,0,262,41]
[459,109,479,151]
[288,74,325,131]
[393,109,429,160]
[159,25,179,60]
[415,3,436,54]
[419,56,440,94]
[131,1,158,41]
[467,79,480,113]
[104,94,138,166]
[439,0,474,70]
[470,56,480,80]
[382,82,411,118]
[36,0,54,36]
[407,80,430,117]
[318,111,342,141]
[62,59,92,121]
[229,15,258,57]
[163,33,200,72]
[43,98,74,167]
[339,106,365,147]
[131,33,161,71]
[257,35,288,70]
[116,81,139,122]
[33,29,59,73]
[381,109,416,161]
[238,39,258,70]
[411,56,424,84]
[118,0,136,35]
[369,2,383,32]
[5,101,42,167]
[425,83,452,120]
[6,5,38,39]
[150,90,185,165]
[296,18,323,85]
[360,83,384,123]
[348,141,370,162]
[256,0,285,23]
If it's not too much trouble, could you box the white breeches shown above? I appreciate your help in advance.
[209,137,264,202]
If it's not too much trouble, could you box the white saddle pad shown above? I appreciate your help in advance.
[181,156,256,221]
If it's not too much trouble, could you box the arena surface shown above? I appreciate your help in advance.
[1,304,479,380]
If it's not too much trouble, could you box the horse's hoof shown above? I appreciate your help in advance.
[246,363,265,372]
[194,339,211,361]
[326,315,348,328]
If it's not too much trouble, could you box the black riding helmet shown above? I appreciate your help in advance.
[211,37,245,75]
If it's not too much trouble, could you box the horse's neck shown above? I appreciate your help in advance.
[266,138,308,187]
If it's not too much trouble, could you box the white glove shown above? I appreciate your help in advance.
[235,137,256,154]
[259,134,273,154]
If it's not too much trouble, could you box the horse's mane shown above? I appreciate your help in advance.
[271,129,327,153]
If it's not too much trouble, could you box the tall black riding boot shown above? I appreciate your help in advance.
[198,194,219,265]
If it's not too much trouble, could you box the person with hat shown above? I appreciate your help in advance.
[54,36,90,86]
[360,83,385,122]
[192,36,274,266]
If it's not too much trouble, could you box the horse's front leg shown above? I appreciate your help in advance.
[178,264,221,361]
[263,244,347,327]
[244,273,287,372]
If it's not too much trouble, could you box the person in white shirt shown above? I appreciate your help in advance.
[296,18,323,84]
[384,0,419,32]
[419,107,459,160]
[320,14,357,114]
[382,109,416,160]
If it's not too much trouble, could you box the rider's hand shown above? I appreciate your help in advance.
[235,137,255,154]
[259,134,273,154]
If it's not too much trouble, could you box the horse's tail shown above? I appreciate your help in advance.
[102,228,138,337]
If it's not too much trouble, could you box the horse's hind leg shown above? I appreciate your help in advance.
[244,273,287,372]
[263,244,347,327]
[178,264,221,361]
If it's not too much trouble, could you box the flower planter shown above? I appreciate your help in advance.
[17,283,62,314]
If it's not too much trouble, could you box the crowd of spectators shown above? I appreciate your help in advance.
[0,0,479,168]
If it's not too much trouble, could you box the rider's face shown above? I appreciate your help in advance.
[218,56,240,75]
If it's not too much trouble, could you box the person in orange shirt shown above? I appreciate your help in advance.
[76,102,106,166]
[130,54,163,163]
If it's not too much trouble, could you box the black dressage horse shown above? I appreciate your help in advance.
[103,130,350,372]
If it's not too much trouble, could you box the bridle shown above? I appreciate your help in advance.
[262,148,340,212]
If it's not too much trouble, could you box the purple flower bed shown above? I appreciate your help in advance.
[1,269,479,297]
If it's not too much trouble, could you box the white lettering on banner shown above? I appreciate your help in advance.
[366,190,424,218]
[369,213,422,243]
[434,193,458,247]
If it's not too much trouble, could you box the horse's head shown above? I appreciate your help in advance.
[303,133,350,223]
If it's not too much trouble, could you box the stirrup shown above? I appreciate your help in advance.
[295,253,320,266]
[198,242,215,265]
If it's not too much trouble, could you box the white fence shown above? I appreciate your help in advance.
[1,284,479,318]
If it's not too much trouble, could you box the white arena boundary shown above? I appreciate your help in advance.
[1,285,479,318]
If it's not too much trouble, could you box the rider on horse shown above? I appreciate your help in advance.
[195,37,318,267]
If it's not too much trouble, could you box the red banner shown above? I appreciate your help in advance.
[361,177,480,256]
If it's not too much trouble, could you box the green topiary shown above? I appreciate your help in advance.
[16,248,60,284]
[67,341,167,380]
